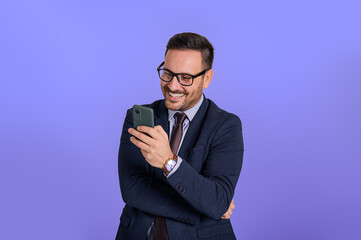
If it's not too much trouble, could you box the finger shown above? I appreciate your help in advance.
[128,128,154,144]
[137,126,160,140]
[221,208,231,219]
[154,125,168,139]
[230,200,235,209]
[130,136,152,152]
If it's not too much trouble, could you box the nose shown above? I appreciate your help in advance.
[167,75,182,91]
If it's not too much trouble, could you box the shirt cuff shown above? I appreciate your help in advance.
[166,156,183,178]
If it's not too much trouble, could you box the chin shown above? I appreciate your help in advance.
[165,97,187,110]
[165,101,182,111]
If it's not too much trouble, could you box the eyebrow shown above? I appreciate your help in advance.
[163,67,196,76]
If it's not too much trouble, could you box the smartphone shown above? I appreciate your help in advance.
[132,105,154,129]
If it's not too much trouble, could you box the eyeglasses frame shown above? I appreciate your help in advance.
[157,61,209,86]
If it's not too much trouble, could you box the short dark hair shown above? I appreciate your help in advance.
[165,32,214,69]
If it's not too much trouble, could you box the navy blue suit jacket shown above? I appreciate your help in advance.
[116,97,244,240]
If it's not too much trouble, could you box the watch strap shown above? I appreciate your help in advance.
[161,154,178,175]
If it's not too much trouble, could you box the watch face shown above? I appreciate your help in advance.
[166,159,177,172]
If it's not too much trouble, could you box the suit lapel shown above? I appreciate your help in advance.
[155,100,169,136]
[178,97,209,161]
[152,97,209,177]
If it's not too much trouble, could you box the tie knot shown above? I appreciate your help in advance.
[174,112,187,126]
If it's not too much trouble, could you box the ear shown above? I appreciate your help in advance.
[202,69,213,89]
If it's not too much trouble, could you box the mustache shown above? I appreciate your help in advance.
[164,87,186,95]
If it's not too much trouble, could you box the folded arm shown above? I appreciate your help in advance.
[166,115,244,219]
[126,109,244,220]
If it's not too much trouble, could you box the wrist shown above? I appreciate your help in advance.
[161,154,178,176]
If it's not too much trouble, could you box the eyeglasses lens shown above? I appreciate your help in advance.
[159,70,192,86]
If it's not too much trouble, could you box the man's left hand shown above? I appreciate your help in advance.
[128,125,173,169]
[221,200,235,219]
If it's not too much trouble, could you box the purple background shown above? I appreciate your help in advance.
[1,0,360,239]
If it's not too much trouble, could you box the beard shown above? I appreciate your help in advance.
[162,85,203,111]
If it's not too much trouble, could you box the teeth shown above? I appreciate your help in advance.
[169,92,184,98]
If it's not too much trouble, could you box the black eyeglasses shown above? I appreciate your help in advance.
[157,61,209,86]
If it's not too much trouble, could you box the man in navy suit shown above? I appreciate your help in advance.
[116,32,244,240]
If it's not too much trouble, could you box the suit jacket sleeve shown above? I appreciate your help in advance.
[118,109,200,224]
[166,114,244,220]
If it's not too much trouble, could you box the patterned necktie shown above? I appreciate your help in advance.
[169,112,187,154]
[153,112,187,240]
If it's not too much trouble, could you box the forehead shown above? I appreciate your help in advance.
[164,49,203,73]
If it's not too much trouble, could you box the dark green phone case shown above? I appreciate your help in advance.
[132,105,154,128]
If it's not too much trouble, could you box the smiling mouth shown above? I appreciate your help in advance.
[169,92,185,98]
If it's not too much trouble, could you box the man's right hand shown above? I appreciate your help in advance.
[221,200,235,219]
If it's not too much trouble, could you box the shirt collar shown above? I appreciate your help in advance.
[168,94,204,122]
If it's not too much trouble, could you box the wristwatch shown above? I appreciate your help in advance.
[162,154,178,176]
